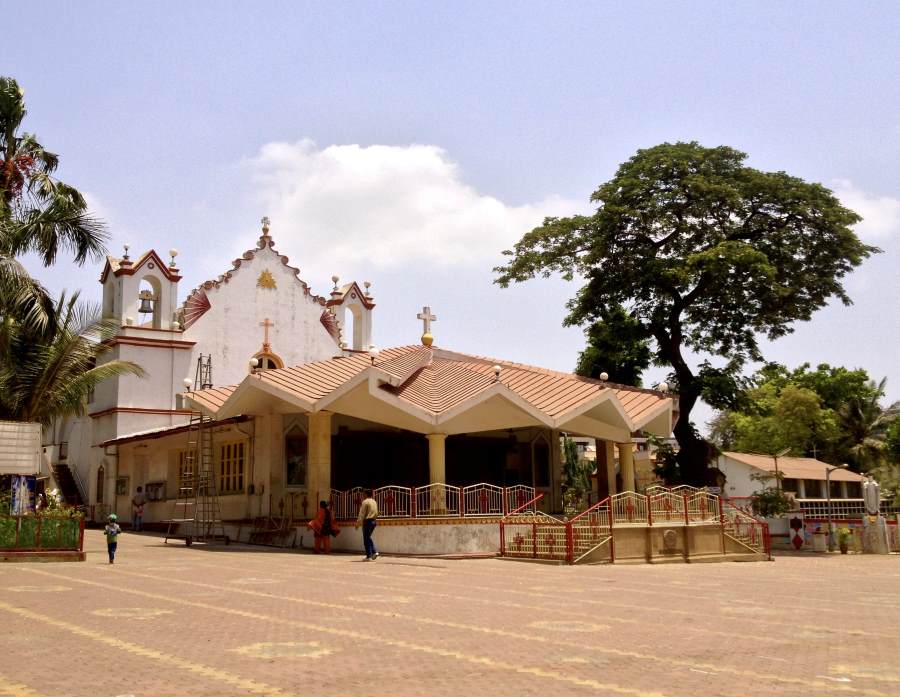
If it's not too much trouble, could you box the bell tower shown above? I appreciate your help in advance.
[101,246,182,329]
[326,277,375,350]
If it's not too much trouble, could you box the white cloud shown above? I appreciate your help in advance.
[832,179,900,240]
[245,140,581,275]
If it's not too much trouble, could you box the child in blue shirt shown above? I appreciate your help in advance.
[104,514,121,564]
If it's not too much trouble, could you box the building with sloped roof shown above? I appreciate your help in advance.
[45,219,677,536]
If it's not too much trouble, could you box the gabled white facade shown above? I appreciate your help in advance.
[46,223,375,510]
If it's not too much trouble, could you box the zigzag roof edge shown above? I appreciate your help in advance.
[180,233,331,312]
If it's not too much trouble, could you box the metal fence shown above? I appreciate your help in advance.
[686,492,721,524]
[612,491,649,525]
[796,498,900,518]
[500,494,613,564]
[329,483,536,520]
[721,501,770,558]
[649,491,685,524]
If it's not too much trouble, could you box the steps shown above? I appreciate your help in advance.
[51,464,83,506]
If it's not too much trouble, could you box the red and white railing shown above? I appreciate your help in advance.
[686,491,721,524]
[463,483,505,516]
[330,483,536,520]
[415,483,461,517]
[499,494,613,564]
[721,499,770,559]
[612,491,649,525]
[649,491,686,524]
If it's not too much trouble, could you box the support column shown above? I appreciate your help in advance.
[597,440,617,498]
[618,442,635,492]
[426,434,447,484]
[307,411,333,508]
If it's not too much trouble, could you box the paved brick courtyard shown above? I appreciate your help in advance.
[1,530,899,697]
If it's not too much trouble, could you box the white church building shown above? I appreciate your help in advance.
[45,218,375,514]
[44,218,676,536]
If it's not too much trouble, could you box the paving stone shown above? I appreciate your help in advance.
[0,530,896,697]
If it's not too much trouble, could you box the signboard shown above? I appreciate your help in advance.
[707,486,722,495]
[10,475,37,515]
[0,421,42,475]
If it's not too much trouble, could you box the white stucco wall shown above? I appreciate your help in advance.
[716,456,761,499]
[183,244,343,387]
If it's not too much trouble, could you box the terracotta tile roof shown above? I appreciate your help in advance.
[187,344,674,434]
[721,452,865,482]
[188,385,237,413]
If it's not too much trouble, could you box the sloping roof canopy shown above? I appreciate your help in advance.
[721,452,865,482]
[186,346,675,441]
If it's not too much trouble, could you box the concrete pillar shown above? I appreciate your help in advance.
[618,442,635,492]
[426,434,447,484]
[596,440,617,498]
[307,411,333,506]
[797,479,807,499]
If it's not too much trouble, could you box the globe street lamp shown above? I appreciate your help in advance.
[826,463,849,551]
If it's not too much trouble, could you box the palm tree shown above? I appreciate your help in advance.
[0,292,144,425]
[1,76,107,335]
[838,378,900,471]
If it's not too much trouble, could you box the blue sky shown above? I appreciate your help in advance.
[8,2,900,430]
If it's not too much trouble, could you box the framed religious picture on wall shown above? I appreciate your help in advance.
[116,476,129,496]
[285,426,308,488]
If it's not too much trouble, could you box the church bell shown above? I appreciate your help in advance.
[138,289,155,314]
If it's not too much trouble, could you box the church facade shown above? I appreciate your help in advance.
[45,220,373,512]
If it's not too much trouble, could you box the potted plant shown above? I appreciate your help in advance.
[837,527,852,554]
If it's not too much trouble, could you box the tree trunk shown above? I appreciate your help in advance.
[660,339,715,485]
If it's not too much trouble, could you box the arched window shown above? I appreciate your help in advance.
[252,352,284,372]
[285,425,308,488]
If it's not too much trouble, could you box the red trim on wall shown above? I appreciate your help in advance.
[106,336,196,349]
[100,249,182,283]
[89,407,194,419]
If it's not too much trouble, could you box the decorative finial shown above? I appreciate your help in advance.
[331,275,340,291]
[599,372,609,382]
[493,365,502,381]
[364,280,372,297]
[169,248,178,268]
[417,306,437,347]
[122,243,130,261]
[261,216,270,236]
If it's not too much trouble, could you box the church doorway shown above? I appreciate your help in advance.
[331,429,428,490]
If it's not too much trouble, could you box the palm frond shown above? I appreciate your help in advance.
[0,291,145,425]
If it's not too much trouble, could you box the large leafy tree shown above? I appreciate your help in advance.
[711,363,900,472]
[574,305,651,386]
[709,382,839,458]
[495,142,876,485]
[0,293,144,425]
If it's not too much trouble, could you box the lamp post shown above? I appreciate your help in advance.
[772,447,791,492]
[825,463,849,551]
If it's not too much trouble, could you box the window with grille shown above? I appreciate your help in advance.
[218,441,245,493]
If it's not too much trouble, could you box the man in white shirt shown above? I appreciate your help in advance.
[355,489,379,561]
